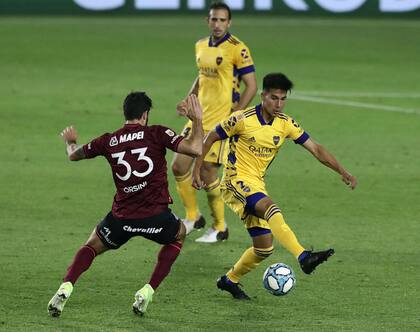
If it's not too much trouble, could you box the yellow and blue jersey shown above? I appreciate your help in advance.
[215,104,309,182]
[195,32,255,131]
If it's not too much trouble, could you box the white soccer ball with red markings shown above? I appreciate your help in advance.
[263,263,296,296]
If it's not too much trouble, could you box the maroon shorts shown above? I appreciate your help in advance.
[96,209,181,249]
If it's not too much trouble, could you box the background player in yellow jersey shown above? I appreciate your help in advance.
[192,73,357,299]
[172,2,257,243]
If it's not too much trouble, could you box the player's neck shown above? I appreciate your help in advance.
[125,119,146,126]
[261,108,274,123]
[211,32,228,44]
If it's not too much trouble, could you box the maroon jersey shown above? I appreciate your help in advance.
[83,123,184,219]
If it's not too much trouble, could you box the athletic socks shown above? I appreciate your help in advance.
[226,246,274,283]
[63,245,96,285]
[265,204,305,258]
[206,178,225,232]
[175,172,199,222]
[148,242,183,289]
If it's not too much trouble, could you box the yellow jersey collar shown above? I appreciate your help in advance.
[208,32,231,47]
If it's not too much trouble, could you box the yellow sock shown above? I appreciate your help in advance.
[265,204,305,258]
[175,172,199,221]
[206,179,225,232]
[226,246,274,283]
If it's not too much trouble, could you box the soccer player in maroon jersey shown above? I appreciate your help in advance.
[48,92,203,317]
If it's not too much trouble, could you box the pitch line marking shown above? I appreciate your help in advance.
[292,95,420,115]
[296,91,420,99]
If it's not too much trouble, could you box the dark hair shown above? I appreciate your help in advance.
[263,73,294,92]
[123,92,152,120]
[209,1,232,20]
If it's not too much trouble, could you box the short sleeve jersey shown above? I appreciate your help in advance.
[215,104,309,181]
[83,123,184,219]
[195,33,255,131]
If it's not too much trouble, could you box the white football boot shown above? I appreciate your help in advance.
[133,284,154,316]
[47,281,73,317]
[195,226,229,243]
[183,215,206,235]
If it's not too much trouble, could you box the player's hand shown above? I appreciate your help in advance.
[341,172,357,190]
[185,94,203,122]
[176,99,188,117]
[192,168,206,190]
[60,126,78,144]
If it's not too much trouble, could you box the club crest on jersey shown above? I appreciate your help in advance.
[216,56,223,65]
[241,49,249,59]
[273,136,280,145]
[110,136,118,147]
[227,115,237,128]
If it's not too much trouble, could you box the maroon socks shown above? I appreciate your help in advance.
[63,245,96,285]
[148,242,183,289]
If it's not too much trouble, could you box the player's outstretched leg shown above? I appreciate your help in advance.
[216,275,250,300]
[133,284,154,316]
[47,281,73,317]
[298,249,335,274]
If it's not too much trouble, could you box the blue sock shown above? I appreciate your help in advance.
[223,275,236,285]
[298,251,309,262]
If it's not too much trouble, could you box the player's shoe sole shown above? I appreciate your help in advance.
[216,275,250,300]
[300,248,335,274]
[47,281,73,317]
[133,284,154,316]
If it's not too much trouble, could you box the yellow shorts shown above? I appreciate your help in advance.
[221,177,270,230]
[182,121,228,164]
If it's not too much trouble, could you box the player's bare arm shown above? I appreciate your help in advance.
[60,126,86,161]
[302,138,357,189]
[233,72,257,111]
[176,77,199,116]
[177,94,204,157]
[191,130,221,190]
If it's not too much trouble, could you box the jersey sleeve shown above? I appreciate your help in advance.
[233,42,255,77]
[286,117,310,145]
[215,111,245,139]
[154,126,184,152]
[82,133,109,159]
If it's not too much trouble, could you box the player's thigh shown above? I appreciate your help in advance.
[200,161,220,184]
[95,212,131,250]
[85,228,109,255]
[171,152,194,176]
[254,196,276,219]
[128,210,183,245]
[251,232,273,249]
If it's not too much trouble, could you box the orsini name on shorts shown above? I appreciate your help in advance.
[123,226,163,234]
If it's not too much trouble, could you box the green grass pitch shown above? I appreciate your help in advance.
[0,16,419,331]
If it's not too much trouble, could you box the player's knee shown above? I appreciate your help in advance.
[254,197,275,217]
[171,159,189,177]
[253,246,275,259]
[85,233,108,255]
[176,222,186,242]
[200,161,219,181]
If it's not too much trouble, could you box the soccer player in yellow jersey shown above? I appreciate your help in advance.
[172,2,257,243]
[192,73,357,299]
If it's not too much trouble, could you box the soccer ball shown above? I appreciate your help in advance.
[263,263,296,296]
